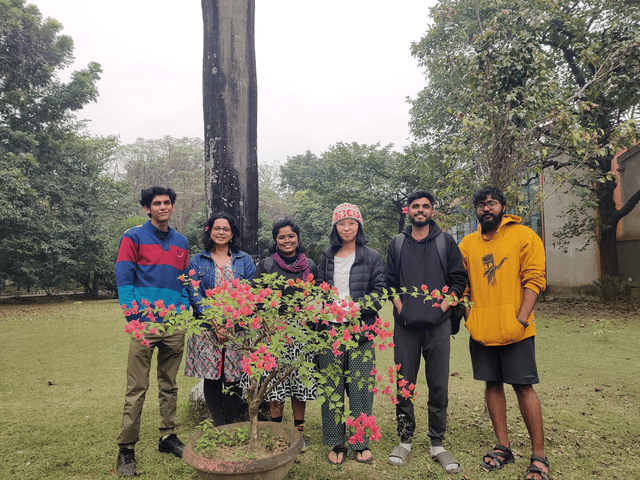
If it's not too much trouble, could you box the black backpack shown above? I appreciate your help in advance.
[390,232,465,335]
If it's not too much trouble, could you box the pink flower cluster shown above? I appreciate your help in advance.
[240,344,277,374]
[346,413,382,443]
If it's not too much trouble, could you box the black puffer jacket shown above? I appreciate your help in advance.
[317,245,386,333]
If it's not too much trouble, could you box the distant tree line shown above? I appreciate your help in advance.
[2,0,637,295]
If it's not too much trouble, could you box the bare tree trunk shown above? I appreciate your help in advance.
[202,0,258,254]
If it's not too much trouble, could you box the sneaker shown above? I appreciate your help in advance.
[158,433,185,458]
[116,448,136,477]
[300,432,308,453]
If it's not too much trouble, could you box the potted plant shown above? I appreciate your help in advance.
[124,272,465,478]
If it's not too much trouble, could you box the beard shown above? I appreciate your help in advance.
[409,215,430,228]
[478,210,503,232]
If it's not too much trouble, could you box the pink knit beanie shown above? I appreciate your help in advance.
[332,203,363,226]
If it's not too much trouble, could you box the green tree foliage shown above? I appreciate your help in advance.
[279,143,439,257]
[410,0,640,276]
[0,0,123,294]
[109,136,207,233]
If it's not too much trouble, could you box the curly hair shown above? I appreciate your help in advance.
[472,187,506,208]
[139,186,177,212]
[202,212,241,254]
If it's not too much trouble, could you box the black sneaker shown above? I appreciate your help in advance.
[158,433,185,458]
[116,448,136,477]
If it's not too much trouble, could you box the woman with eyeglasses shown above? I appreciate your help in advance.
[316,203,386,465]
[184,212,256,426]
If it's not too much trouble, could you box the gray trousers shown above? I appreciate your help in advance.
[117,329,185,448]
[393,319,451,445]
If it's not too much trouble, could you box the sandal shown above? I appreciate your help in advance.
[328,445,347,465]
[433,450,462,473]
[525,454,549,480]
[355,448,373,464]
[387,445,411,467]
[481,444,514,471]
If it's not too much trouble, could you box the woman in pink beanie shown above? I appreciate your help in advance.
[317,203,386,465]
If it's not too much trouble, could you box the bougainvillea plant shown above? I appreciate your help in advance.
[123,271,468,452]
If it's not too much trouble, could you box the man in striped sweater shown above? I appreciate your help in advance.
[114,186,189,477]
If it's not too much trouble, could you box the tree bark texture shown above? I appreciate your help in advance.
[202,0,258,254]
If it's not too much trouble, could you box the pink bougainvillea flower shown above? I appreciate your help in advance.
[191,279,201,288]
[398,379,408,388]
[402,206,408,214]
[433,302,440,308]
[188,268,196,276]
[421,284,428,292]
[442,285,449,293]
[141,339,151,347]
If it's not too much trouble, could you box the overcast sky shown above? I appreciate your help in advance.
[37,1,435,163]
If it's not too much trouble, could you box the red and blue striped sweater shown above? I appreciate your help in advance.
[115,220,189,322]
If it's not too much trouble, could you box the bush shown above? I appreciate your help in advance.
[591,275,631,303]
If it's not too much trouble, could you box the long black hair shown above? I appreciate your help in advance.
[329,223,368,252]
[268,218,306,254]
[202,212,241,254]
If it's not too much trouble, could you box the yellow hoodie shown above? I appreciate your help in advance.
[459,214,546,346]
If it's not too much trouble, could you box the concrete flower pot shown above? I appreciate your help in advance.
[182,421,304,480]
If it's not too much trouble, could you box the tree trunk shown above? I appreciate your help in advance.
[597,179,621,278]
[202,0,259,254]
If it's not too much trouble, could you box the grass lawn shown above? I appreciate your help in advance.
[0,296,638,479]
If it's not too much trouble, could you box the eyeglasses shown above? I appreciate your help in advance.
[211,227,231,233]
[476,200,500,211]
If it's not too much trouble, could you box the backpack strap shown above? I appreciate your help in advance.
[391,233,404,270]
[263,256,274,273]
[434,232,448,281]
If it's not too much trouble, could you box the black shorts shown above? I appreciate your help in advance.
[469,336,539,385]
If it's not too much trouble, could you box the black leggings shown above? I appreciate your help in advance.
[203,378,242,426]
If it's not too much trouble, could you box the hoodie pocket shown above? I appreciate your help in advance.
[398,294,446,326]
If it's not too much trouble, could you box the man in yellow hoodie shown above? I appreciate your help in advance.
[459,187,549,480]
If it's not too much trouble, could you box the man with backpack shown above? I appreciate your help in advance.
[386,190,467,473]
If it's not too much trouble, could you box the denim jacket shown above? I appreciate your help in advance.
[186,249,256,318]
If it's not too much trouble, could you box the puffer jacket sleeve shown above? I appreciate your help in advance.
[353,248,386,318]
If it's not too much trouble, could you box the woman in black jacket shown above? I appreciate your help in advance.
[317,203,386,465]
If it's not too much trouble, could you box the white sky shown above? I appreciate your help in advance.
[36,1,435,163]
